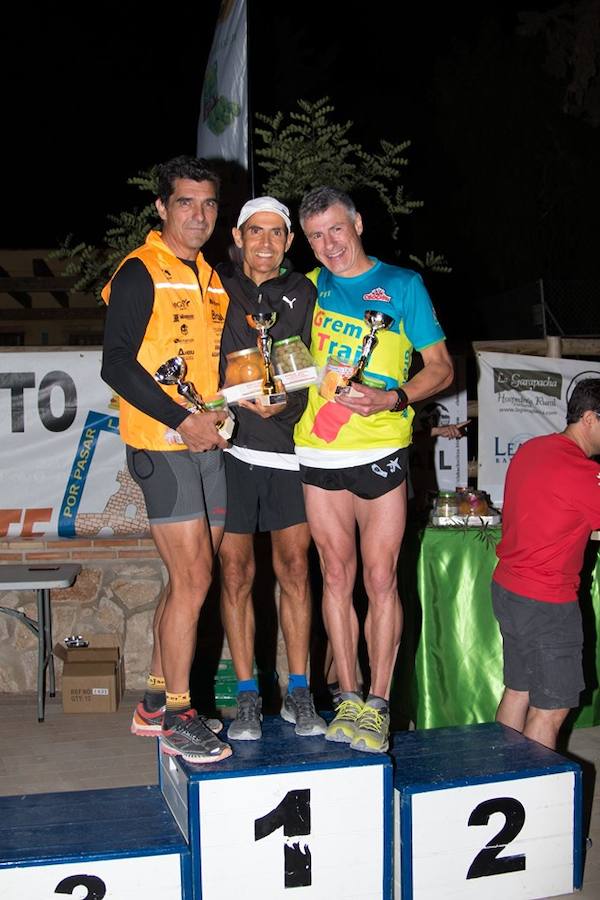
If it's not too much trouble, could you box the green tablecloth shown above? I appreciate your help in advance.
[393,525,600,730]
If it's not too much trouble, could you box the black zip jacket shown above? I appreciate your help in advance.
[217,260,316,454]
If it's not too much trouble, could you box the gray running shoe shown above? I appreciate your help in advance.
[228,690,262,741]
[325,693,364,743]
[161,710,232,764]
[131,702,223,736]
[281,687,327,736]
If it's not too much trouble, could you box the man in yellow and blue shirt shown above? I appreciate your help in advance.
[295,186,453,752]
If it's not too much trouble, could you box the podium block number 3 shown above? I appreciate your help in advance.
[55,875,107,899]
[255,789,311,888]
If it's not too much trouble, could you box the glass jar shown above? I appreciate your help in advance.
[435,491,458,517]
[272,336,314,374]
[224,347,263,386]
[203,395,235,440]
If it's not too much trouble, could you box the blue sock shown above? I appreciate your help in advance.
[288,674,308,693]
[237,679,258,694]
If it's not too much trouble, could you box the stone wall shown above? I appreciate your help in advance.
[0,537,291,696]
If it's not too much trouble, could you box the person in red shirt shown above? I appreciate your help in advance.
[493,378,600,749]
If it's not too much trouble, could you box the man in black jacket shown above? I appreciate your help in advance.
[217,197,326,740]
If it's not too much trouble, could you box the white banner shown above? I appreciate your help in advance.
[477,351,600,505]
[197,0,248,168]
[411,355,469,496]
[0,351,149,540]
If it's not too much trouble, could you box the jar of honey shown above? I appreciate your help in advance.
[435,491,458,517]
[457,489,489,516]
[224,347,264,386]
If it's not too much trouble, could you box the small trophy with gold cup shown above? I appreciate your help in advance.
[320,309,394,400]
[154,356,234,441]
[245,311,287,406]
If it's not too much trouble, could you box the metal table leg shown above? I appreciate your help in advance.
[42,588,56,698]
[36,588,45,722]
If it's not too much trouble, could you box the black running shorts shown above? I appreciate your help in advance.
[299,448,409,500]
[224,453,306,534]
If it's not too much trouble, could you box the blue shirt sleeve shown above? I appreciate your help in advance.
[401,272,446,350]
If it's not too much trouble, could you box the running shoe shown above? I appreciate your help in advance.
[130,701,223,736]
[325,693,364,743]
[350,700,390,753]
[228,690,263,741]
[281,687,327,736]
[160,709,232,764]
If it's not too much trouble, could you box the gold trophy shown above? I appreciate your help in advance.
[337,309,395,395]
[155,356,234,440]
[245,311,287,406]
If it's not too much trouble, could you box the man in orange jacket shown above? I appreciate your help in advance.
[101,155,231,765]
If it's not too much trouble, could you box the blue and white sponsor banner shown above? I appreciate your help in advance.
[197,0,248,168]
[0,350,149,540]
[477,351,600,506]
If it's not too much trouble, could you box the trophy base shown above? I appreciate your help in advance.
[334,383,364,399]
[256,391,287,407]
[217,415,235,440]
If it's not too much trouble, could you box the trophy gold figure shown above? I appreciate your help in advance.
[245,310,287,406]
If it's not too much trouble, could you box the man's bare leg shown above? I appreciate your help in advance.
[497,687,569,750]
[303,485,359,693]
[150,524,224,679]
[355,483,406,700]
[524,706,569,750]
[219,532,256,682]
[151,517,215,694]
[496,687,529,733]
[271,523,312,676]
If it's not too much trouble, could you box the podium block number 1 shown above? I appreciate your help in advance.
[199,766,385,898]
[255,789,311,888]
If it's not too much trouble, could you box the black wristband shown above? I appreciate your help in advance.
[390,388,409,412]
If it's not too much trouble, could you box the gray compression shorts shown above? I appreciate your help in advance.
[126,446,226,527]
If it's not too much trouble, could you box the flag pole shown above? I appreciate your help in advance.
[246,0,256,198]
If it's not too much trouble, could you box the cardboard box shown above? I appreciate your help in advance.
[54,634,125,713]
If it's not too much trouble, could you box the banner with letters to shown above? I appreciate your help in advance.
[0,351,149,540]
[197,0,248,168]
[477,351,600,505]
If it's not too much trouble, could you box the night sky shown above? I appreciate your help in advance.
[5,2,599,337]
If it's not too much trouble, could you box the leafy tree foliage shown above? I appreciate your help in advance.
[255,97,450,270]
[51,99,450,298]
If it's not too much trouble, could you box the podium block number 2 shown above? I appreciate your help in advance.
[466,797,526,879]
[255,789,311,888]
[409,772,576,900]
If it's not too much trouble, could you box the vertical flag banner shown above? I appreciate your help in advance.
[410,355,469,497]
[477,351,600,505]
[197,0,248,168]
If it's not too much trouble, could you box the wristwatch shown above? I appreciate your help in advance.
[390,388,409,412]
